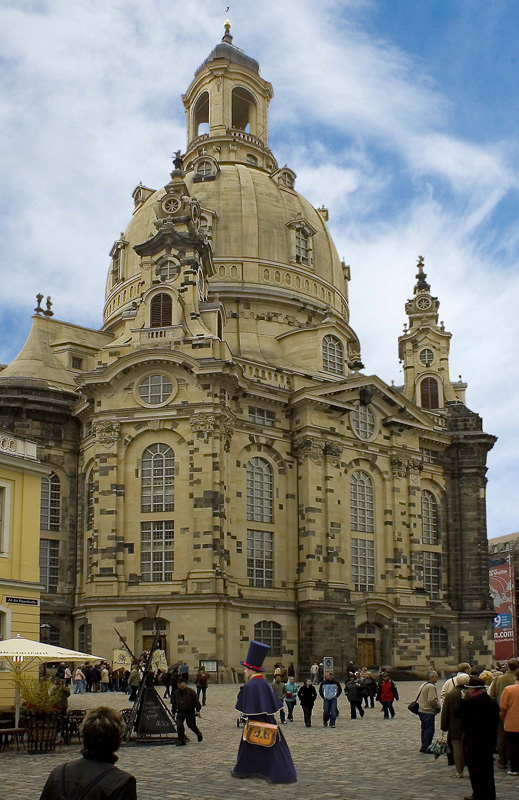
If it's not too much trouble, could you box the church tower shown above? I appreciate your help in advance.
[398,256,467,410]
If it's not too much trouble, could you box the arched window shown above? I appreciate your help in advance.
[322,335,344,375]
[232,86,256,132]
[246,458,273,523]
[150,293,172,327]
[421,490,439,544]
[351,404,375,440]
[141,444,174,513]
[40,473,60,531]
[85,469,95,531]
[421,377,440,409]
[350,471,374,532]
[193,91,209,136]
[78,623,92,653]
[254,620,282,656]
[430,626,448,657]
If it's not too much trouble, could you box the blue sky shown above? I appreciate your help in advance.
[0,0,517,537]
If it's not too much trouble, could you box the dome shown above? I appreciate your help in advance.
[194,41,260,77]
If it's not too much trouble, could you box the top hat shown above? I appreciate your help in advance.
[240,640,270,672]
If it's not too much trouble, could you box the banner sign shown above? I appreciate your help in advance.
[112,648,132,669]
[151,648,168,672]
[490,563,517,660]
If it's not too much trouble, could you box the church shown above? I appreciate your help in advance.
[0,24,496,677]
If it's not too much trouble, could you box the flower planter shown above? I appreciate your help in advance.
[21,711,60,753]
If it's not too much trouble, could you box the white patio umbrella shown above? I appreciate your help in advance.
[0,634,105,726]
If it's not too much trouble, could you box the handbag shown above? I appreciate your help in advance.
[242,719,278,748]
[427,733,448,759]
[407,683,426,715]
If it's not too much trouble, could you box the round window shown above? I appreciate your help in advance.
[162,196,181,214]
[419,348,434,366]
[138,374,173,405]
[351,404,375,440]
[417,296,431,310]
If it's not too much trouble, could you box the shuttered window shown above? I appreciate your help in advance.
[421,377,440,409]
[150,293,172,327]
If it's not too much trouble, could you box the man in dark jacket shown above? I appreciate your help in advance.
[440,673,470,777]
[171,677,203,746]
[298,679,317,727]
[319,671,342,728]
[345,674,365,719]
[456,675,499,800]
[39,707,136,800]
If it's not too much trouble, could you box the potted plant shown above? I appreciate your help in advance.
[16,674,63,753]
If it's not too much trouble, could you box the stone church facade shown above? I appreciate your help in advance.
[0,26,496,677]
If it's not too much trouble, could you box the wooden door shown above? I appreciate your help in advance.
[142,634,166,653]
[357,639,375,667]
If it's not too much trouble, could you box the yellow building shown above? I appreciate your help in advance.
[0,25,496,677]
[0,432,49,706]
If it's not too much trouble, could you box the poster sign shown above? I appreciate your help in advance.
[136,687,176,736]
[112,648,132,669]
[490,563,516,660]
[323,656,334,673]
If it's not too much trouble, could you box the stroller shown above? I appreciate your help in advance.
[236,712,247,728]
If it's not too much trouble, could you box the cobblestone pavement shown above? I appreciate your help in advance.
[2,681,518,800]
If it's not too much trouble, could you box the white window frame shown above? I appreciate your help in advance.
[351,404,375,440]
[322,335,344,375]
[138,375,173,406]
[350,471,374,533]
[0,480,12,557]
[141,521,174,582]
[421,490,439,545]
[247,530,273,588]
[351,538,375,591]
[254,620,282,656]
[246,458,273,523]
[40,472,60,531]
[423,551,442,597]
[248,407,275,427]
[40,539,60,594]
[141,444,175,513]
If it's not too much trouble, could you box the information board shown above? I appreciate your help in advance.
[136,687,176,736]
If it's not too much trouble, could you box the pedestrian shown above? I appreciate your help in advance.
[90,663,101,693]
[440,661,472,704]
[169,666,180,696]
[271,674,287,724]
[489,657,519,770]
[162,669,172,699]
[128,664,141,702]
[310,661,319,685]
[287,662,296,680]
[284,677,298,721]
[440,672,470,777]
[83,663,92,693]
[499,670,519,775]
[319,671,342,728]
[38,707,136,800]
[179,661,189,683]
[73,667,85,694]
[171,677,203,746]
[195,668,209,706]
[100,665,110,692]
[64,666,72,687]
[345,673,365,719]
[298,679,317,727]
[362,670,377,708]
[376,672,399,719]
[278,663,288,682]
[55,662,66,680]
[417,670,440,752]
[456,675,499,800]
[232,640,297,783]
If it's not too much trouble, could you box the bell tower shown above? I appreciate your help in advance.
[398,256,467,410]
[182,22,277,173]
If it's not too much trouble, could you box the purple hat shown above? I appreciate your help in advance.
[240,640,270,672]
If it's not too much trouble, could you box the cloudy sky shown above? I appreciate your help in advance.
[0,0,517,538]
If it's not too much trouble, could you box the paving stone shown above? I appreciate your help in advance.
[0,682,517,800]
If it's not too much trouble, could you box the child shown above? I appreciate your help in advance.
[376,672,399,718]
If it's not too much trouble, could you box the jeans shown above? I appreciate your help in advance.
[350,700,364,719]
[278,707,286,723]
[73,680,85,694]
[323,697,337,726]
[418,711,436,749]
[381,700,395,718]
[507,731,519,773]
[285,700,296,720]
[196,686,207,705]
[302,704,313,726]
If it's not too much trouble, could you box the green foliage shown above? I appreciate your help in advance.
[15,674,62,713]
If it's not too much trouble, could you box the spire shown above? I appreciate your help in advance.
[222,18,233,44]
[414,255,430,294]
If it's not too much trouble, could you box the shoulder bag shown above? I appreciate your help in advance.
[242,719,278,748]
[408,683,426,715]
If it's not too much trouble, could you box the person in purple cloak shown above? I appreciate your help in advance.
[232,640,297,784]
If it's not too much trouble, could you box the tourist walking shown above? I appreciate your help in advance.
[128,665,141,702]
[298,680,317,727]
[440,672,470,777]
[345,674,365,719]
[73,667,85,694]
[100,665,110,692]
[232,640,297,783]
[284,677,298,721]
[195,668,209,706]
[90,664,101,693]
[376,672,399,719]
[362,670,378,708]
[490,657,519,770]
[179,661,189,683]
[319,671,342,728]
[456,675,499,800]
[310,662,319,684]
[499,670,519,775]
[171,677,203,746]
[271,674,287,724]
[417,670,440,752]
